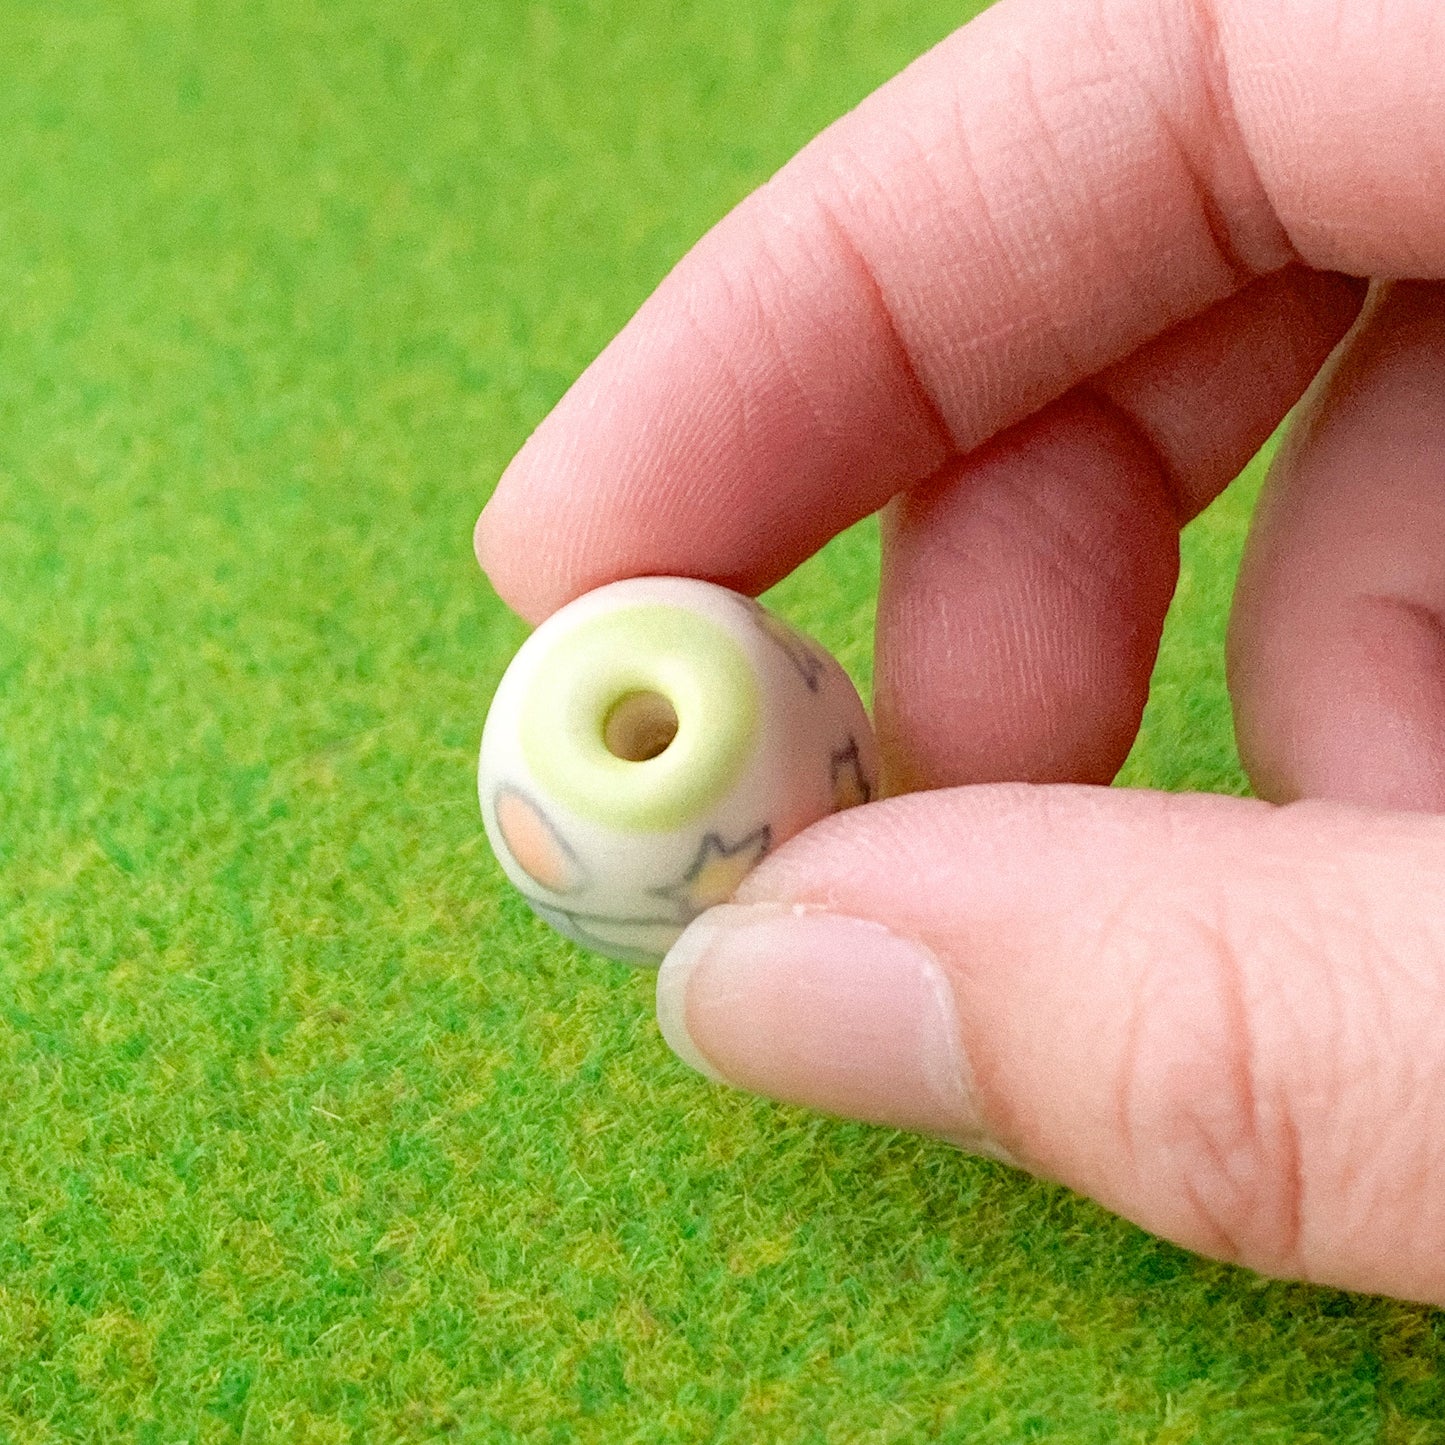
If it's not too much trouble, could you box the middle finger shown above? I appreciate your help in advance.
[878,266,1363,790]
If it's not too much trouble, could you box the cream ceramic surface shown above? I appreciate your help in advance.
[479,576,878,964]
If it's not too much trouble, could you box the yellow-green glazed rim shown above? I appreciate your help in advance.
[518,604,758,832]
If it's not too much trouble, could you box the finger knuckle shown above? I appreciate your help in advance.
[1105,878,1310,1274]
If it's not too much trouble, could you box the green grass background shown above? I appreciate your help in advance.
[0,0,1441,1438]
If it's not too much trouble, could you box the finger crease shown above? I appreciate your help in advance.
[1075,382,1194,524]
[1211,921,1306,1273]
[1181,0,1299,275]
[807,194,962,463]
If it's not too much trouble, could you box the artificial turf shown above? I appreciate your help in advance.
[0,0,1441,1439]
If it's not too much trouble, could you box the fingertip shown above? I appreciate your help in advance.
[653,898,989,1145]
[1235,597,1445,814]
[472,500,494,578]
[1230,281,1445,814]
[875,401,1176,791]
[655,906,748,1087]
[474,459,553,624]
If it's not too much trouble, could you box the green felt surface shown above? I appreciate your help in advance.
[0,0,1441,1439]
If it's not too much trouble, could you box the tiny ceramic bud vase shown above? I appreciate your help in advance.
[479,576,879,964]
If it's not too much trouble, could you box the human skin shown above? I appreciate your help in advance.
[476,0,1445,1304]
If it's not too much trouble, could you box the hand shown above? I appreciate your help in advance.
[475,0,1445,1304]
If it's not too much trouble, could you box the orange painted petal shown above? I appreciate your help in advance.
[495,787,585,895]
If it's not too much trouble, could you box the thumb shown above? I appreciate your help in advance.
[655,784,1445,1304]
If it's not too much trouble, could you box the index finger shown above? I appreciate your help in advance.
[477,0,1445,621]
